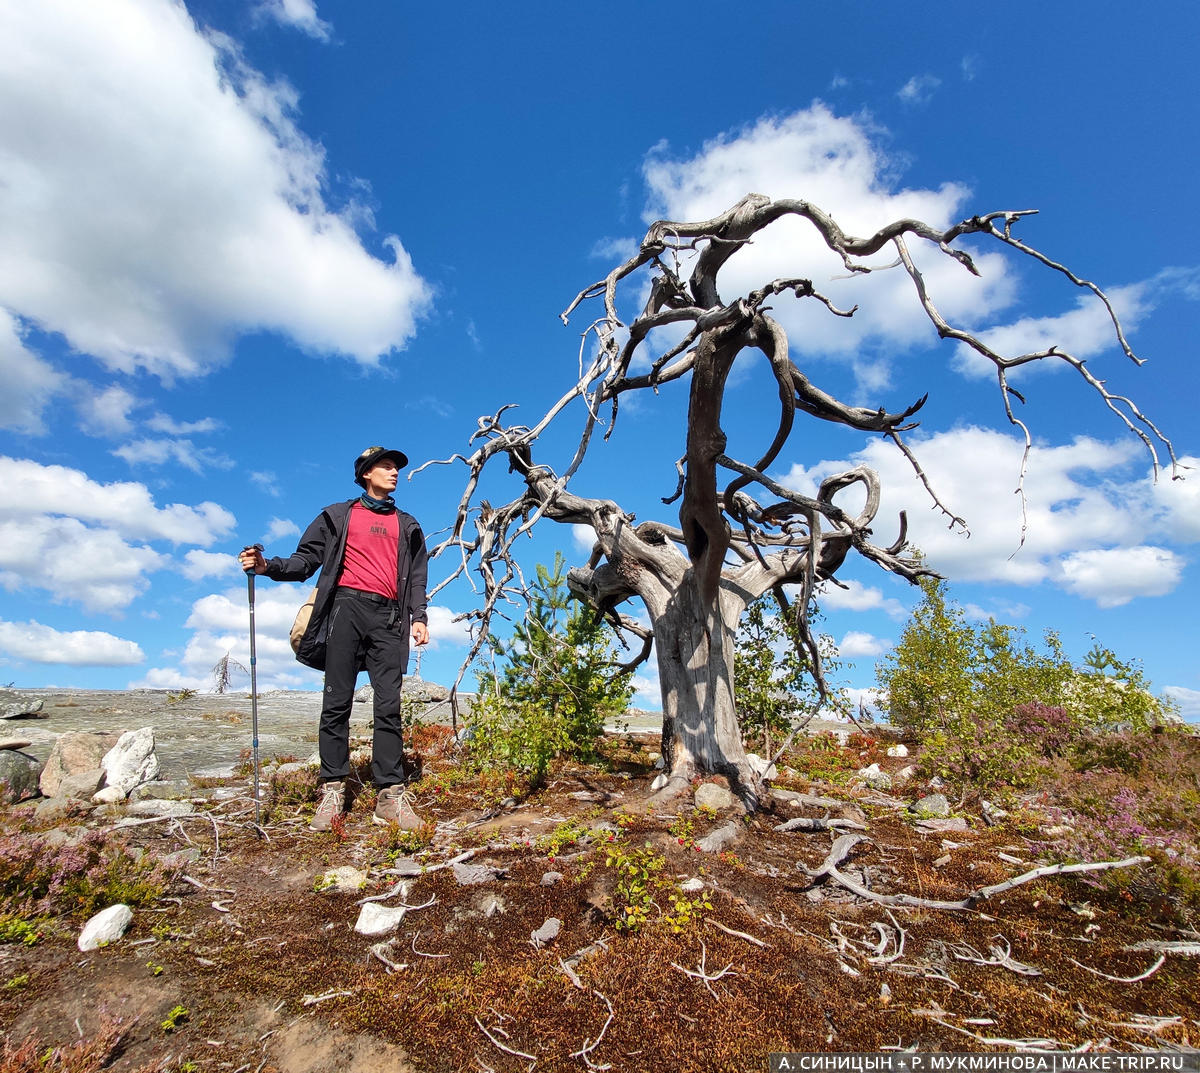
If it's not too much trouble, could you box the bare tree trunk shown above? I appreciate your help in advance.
[645,574,756,807]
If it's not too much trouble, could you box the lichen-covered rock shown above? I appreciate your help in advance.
[0,750,41,803]
[355,903,407,936]
[694,782,736,812]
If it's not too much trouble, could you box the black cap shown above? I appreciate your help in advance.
[354,445,409,487]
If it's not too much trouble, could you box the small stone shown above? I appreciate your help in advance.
[1043,824,1074,838]
[316,866,369,893]
[805,889,824,903]
[933,854,952,868]
[694,782,736,812]
[650,774,669,791]
[981,800,1009,826]
[130,780,191,802]
[481,894,506,917]
[929,775,946,790]
[745,753,777,780]
[680,878,705,893]
[540,871,563,887]
[697,820,741,854]
[92,786,125,805]
[387,856,423,877]
[355,903,406,936]
[161,848,203,868]
[453,862,501,886]
[893,765,918,784]
[78,904,133,951]
[856,764,892,791]
[885,744,909,758]
[530,917,561,948]
[911,793,951,818]
[0,738,33,750]
[34,796,81,824]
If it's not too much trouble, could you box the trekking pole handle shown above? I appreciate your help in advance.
[241,543,264,574]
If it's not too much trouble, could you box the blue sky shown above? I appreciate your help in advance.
[1,0,1198,720]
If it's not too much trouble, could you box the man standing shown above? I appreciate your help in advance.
[238,446,429,831]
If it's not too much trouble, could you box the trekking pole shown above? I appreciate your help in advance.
[243,544,265,829]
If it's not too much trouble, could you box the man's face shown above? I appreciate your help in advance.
[363,459,399,495]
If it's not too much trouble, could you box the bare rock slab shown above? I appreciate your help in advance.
[0,698,46,720]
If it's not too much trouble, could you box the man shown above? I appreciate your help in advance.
[238,446,430,832]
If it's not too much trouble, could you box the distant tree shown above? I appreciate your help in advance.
[209,652,247,695]
[427,194,1177,808]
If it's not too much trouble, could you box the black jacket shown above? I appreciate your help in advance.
[263,499,429,671]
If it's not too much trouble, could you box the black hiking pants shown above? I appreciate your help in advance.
[319,588,409,787]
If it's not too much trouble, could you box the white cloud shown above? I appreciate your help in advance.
[132,583,468,691]
[0,309,63,434]
[838,630,889,658]
[258,0,330,41]
[573,524,598,553]
[0,515,164,612]
[265,517,301,544]
[76,384,141,438]
[113,438,234,473]
[1163,686,1200,723]
[0,0,429,379]
[590,237,639,262]
[249,471,282,497]
[640,105,1014,388]
[0,456,235,544]
[0,618,144,666]
[145,413,220,435]
[783,427,1194,606]
[1055,546,1183,607]
[963,600,1031,622]
[182,549,238,581]
[1150,455,1200,541]
[425,605,471,649]
[897,75,942,105]
[816,578,907,619]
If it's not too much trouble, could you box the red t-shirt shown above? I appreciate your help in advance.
[337,503,399,599]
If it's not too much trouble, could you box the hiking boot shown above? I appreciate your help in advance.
[373,784,423,830]
[309,779,346,832]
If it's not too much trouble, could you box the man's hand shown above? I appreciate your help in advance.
[411,621,429,647]
[238,547,266,574]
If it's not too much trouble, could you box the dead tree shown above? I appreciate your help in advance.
[420,194,1176,809]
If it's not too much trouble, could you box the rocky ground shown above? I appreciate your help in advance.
[1,693,1198,1073]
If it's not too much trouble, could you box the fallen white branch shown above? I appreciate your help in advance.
[704,917,769,948]
[302,989,352,1006]
[570,990,614,1071]
[1067,954,1166,983]
[474,1016,536,1063]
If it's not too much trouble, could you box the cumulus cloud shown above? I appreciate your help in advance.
[0,310,63,434]
[1055,546,1183,607]
[838,631,890,659]
[113,438,234,473]
[76,384,141,438]
[640,105,1014,387]
[0,0,429,380]
[182,549,237,581]
[782,427,1194,606]
[265,517,301,544]
[0,618,144,666]
[133,583,470,692]
[816,578,907,619]
[0,456,235,544]
[1163,686,1200,723]
[0,515,164,612]
[258,0,330,40]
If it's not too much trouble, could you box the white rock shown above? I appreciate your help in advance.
[857,764,893,791]
[694,783,736,812]
[745,753,778,780]
[680,878,705,893]
[78,904,133,951]
[650,773,669,791]
[530,917,561,948]
[354,903,407,936]
[100,728,159,798]
[886,744,909,758]
[91,785,125,805]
